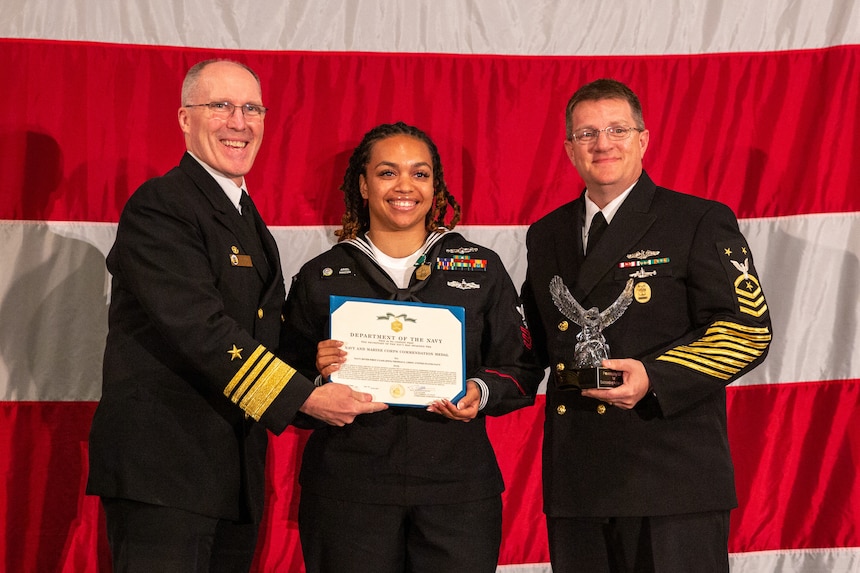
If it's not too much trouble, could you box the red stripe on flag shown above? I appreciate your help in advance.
[4,384,858,570]
[728,379,860,552]
[2,39,859,225]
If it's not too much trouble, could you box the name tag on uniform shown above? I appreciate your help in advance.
[230,254,253,267]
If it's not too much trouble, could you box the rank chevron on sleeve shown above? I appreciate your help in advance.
[734,273,768,317]
[719,242,769,318]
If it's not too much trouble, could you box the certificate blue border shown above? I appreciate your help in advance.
[329,295,467,407]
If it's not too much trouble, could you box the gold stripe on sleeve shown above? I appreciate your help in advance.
[656,321,772,379]
[225,345,266,396]
[240,356,297,421]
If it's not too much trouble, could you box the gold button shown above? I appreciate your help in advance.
[280,314,285,322]
[596,404,606,415]
[556,405,567,415]
[257,308,264,319]
[558,320,569,331]
[556,363,565,372]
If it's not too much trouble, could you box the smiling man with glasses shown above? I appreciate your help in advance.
[521,78,773,572]
[87,59,386,573]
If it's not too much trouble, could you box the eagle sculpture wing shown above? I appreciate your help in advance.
[549,275,587,325]
[598,278,635,328]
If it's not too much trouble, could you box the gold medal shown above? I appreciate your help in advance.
[415,263,431,281]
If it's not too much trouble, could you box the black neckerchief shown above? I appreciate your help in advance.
[342,230,453,301]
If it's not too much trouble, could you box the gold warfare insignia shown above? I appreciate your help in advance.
[719,241,768,318]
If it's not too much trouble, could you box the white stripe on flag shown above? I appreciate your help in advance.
[2,0,859,55]
[2,214,858,400]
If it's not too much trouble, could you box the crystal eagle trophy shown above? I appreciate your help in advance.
[549,276,634,389]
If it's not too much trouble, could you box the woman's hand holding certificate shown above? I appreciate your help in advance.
[426,380,480,421]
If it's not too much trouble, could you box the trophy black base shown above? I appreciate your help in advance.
[556,366,623,390]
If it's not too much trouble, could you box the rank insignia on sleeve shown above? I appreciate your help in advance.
[228,344,243,361]
[718,241,768,318]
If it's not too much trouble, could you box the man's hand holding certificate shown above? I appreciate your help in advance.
[329,296,466,407]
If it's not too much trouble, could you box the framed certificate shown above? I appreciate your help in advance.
[329,295,466,407]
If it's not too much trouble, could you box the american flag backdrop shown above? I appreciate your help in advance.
[1,1,859,571]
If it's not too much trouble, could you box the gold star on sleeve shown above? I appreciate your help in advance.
[724,247,732,256]
[228,344,243,361]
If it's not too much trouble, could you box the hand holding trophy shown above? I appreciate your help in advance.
[549,276,634,389]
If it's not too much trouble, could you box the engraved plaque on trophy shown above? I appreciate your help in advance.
[549,276,634,390]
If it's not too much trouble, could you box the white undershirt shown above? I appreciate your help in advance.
[365,236,425,288]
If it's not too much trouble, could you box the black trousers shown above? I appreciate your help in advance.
[101,498,260,573]
[299,491,502,573]
[547,511,730,573]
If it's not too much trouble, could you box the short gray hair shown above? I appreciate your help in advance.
[180,59,261,105]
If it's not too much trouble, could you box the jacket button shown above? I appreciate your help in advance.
[596,404,607,415]
[257,308,264,319]
[556,405,567,415]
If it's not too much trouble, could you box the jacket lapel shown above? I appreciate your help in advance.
[546,199,586,297]
[573,173,658,301]
[180,153,273,284]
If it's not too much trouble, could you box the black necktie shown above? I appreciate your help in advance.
[586,212,607,256]
[239,192,271,275]
[239,192,259,236]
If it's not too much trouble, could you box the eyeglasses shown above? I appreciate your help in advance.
[570,126,643,144]
[184,101,268,120]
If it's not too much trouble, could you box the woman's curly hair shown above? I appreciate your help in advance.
[335,122,461,242]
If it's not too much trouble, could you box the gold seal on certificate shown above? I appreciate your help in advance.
[329,296,467,406]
